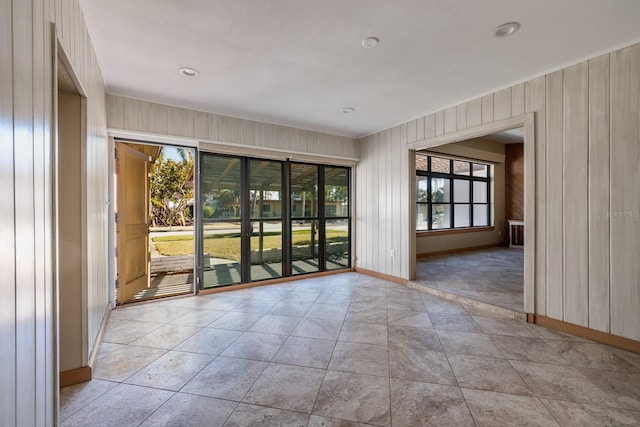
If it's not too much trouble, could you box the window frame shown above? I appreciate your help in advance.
[416,154,492,232]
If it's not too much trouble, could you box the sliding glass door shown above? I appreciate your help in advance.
[199,153,350,290]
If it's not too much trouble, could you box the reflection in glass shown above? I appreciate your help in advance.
[454,179,470,203]
[453,160,470,175]
[201,223,242,288]
[417,204,429,231]
[431,178,450,202]
[473,205,489,226]
[201,156,241,220]
[325,219,349,269]
[455,204,470,227]
[416,177,429,202]
[431,156,450,173]
[325,168,349,217]
[416,153,429,171]
[473,163,488,177]
[291,164,318,218]
[250,221,283,281]
[250,159,282,219]
[473,181,488,203]
[431,204,451,229]
[292,220,319,275]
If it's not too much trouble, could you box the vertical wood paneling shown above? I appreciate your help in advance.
[545,70,564,320]
[456,104,467,131]
[106,95,124,129]
[610,45,640,341]
[587,55,610,333]
[467,98,482,127]
[416,116,425,141]
[154,103,168,135]
[407,119,417,143]
[0,0,16,424]
[481,94,494,124]
[14,0,36,423]
[525,76,547,315]
[194,111,209,140]
[137,99,154,133]
[167,106,181,136]
[562,62,589,327]
[444,106,456,134]
[208,113,219,141]
[435,110,444,136]
[123,97,137,130]
[512,83,525,117]
[424,113,436,138]
[181,109,194,138]
[494,88,511,120]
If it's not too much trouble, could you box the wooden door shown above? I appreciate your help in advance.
[116,142,151,304]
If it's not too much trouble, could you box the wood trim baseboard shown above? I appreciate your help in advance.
[198,268,353,296]
[416,243,505,259]
[528,314,640,354]
[60,366,92,388]
[354,267,407,285]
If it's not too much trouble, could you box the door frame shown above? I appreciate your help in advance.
[108,136,198,306]
[407,113,536,313]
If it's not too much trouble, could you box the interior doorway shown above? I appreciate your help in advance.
[413,127,526,313]
[115,141,196,304]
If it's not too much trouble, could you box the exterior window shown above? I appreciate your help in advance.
[416,154,491,231]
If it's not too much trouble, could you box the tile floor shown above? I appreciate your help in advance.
[415,247,524,313]
[61,272,640,426]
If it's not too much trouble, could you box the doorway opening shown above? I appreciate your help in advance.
[413,127,526,313]
[115,141,196,304]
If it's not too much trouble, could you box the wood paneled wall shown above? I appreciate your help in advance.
[358,43,640,342]
[107,95,360,160]
[0,0,108,424]
[505,143,524,221]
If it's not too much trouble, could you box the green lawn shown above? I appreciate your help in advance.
[153,229,348,261]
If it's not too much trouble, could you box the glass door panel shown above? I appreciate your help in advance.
[249,159,283,281]
[200,154,243,288]
[324,167,350,270]
[291,163,319,274]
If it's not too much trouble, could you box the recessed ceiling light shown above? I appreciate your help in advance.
[179,67,199,77]
[493,22,520,38]
[341,107,355,114]
[361,37,380,48]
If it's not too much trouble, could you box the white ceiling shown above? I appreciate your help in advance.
[80,0,640,138]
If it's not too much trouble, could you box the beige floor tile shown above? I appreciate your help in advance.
[131,323,201,349]
[424,299,468,315]
[388,325,441,351]
[221,331,287,361]
[307,415,373,426]
[247,313,301,335]
[102,319,163,344]
[60,383,173,427]
[292,317,343,340]
[472,315,537,338]
[305,303,349,320]
[429,313,481,333]
[140,393,236,427]
[386,310,432,329]
[578,368,640,410]
[181,356,267,400]
[541,398,640,426]
[60,379,117,422]
[93,345,166,382]
[462,388,558,427]
[338,322,388,346]
[243,363,325,413]
[437,330,503,357]
[390,379,474,426]
[547,341,640,372]
[313,371,390,426]
[208,311,263,331]
[388,347,456,385]
[329,342,389,377]
[448,354,533,395]
[386,296,426,312]
[489,335,568,365]
[170,309,227,327]
[224,403,309,427]
[269,301,313,316]
[124,350,214,391]
[174,328,241,355]
[510,360,621,407]
[345,304,388,325]
[272,336,336,368]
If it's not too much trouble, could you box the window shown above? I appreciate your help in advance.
[416,153,491,231]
